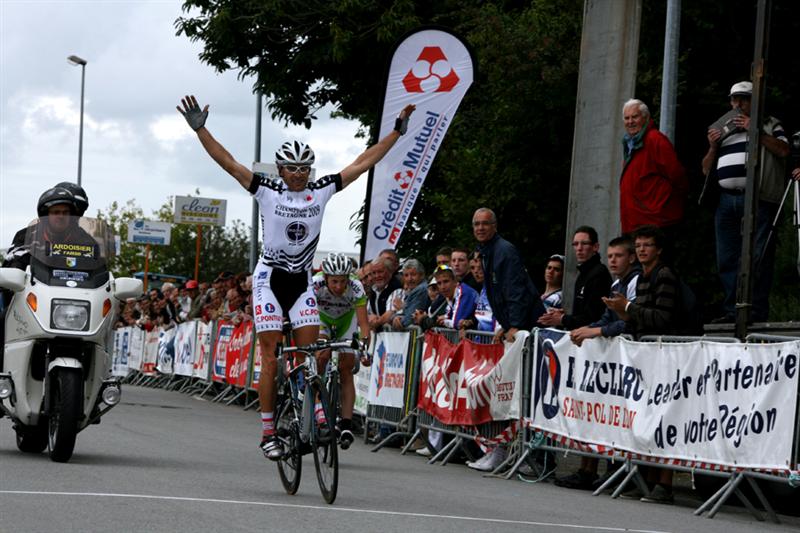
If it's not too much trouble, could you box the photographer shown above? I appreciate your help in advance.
[701,81,789,323]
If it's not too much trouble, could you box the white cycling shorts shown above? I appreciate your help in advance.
[252,261,320,333]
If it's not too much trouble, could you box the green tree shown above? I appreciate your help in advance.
[97,193,252,281]
[177,0,800,320]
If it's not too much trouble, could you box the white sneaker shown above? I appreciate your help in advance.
[415,447,432,457]
[467,447,507,472]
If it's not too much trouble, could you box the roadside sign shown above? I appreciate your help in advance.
[173,196,227,226]
[127,220,172,245]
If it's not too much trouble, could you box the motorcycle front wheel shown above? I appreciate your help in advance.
[48,368,82,463]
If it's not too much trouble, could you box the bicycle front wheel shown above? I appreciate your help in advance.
[312,384,339,504]
[276,397,302,495]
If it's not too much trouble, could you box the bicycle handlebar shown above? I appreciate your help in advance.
[279,334,367,355]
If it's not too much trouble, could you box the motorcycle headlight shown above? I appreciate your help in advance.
[51,299,90,331]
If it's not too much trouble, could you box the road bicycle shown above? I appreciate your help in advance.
[273,336,365,504]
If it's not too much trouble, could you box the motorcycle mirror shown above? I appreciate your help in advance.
[0,268,26,292]
[113,277,143,301]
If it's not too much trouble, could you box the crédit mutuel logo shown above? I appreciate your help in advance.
[373,46,457,246]
[402,46,460,93]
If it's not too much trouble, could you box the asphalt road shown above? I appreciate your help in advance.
[0,385,796,533]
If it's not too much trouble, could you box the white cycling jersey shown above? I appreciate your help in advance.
[248,173,342,273]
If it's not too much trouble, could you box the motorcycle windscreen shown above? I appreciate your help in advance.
[25,216,114,289]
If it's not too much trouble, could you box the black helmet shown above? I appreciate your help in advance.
[55,181,89,216]
[37,186,78,217]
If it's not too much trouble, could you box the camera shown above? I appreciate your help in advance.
[791,131,800,166]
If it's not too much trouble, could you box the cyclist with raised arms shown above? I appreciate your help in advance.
[177,95,415,459]
[312,253,372,449]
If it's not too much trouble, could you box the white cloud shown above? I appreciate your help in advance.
[149,114,194,151]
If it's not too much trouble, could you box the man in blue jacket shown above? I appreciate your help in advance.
[472,208,545,343]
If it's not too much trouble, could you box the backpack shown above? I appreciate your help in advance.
[649,264,703,336]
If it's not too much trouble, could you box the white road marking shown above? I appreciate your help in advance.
[0,490,670,532]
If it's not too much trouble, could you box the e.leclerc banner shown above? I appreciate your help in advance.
[364,28,475,260]
[530,329,800,471]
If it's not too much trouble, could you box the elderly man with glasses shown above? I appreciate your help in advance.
[472,207,545,343]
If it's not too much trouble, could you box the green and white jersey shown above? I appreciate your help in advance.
[312,272,367,338]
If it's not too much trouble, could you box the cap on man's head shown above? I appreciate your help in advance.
[729,81,752,97]
[185,280,199,289]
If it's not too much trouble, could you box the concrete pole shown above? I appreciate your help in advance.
[563,0,642,311]
[659,0,680,143]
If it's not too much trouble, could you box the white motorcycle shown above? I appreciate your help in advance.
[0,216,142,462]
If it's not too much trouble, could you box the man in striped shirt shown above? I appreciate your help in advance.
[702,81,790,322]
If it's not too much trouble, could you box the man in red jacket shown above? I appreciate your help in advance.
[619,99,687,259]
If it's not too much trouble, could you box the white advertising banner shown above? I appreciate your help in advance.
[364,28,475,260]
[194,320,213,379]
[367,332,410,408]
[128,327,145,373]
[127,219,172,245]
[173,196,227,226]
[353,361,372,416]
[156,327,177,375]
[111,328,129,377]
[530,329,800,470]
[173,321,197,377]
[142,329,160,375]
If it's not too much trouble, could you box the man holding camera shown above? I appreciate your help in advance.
[701,81,790,323]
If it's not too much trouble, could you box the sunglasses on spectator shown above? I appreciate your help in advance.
[284,165,311,174]
[434,264,454,273]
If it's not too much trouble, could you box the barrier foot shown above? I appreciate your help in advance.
[225,388,247,406]
[400,429,423,455]
[746,475,779,524]
[610,463,648,499]
[439,436,464,466]
[371,431,410,453]
[707,472,745,519]
[243,397,260,411]
[732,486,765,522]
[212,385,232,403]
[428,437,459,465]
[694,473,736,516]
[485,446,517,478]
[501,447,531,480]
[592,462,628,497]
[194,381,215,399]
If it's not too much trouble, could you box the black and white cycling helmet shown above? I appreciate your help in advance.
[37,186,77,217]
[321,252,354,276]
[275,140,315,166]
[55,181,89,216]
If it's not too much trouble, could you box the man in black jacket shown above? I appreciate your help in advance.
[472,208,545,343]
[538,226,611,330]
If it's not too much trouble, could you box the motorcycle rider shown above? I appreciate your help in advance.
[3,182,89,271]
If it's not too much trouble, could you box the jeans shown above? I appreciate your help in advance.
[715,191,777,321]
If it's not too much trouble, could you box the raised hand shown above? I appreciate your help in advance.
[177,95,209,131]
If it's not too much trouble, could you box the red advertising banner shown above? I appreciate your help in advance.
[417,331,505,426]
[225,320,253,388]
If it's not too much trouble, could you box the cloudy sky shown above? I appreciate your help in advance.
[0,0,368,261]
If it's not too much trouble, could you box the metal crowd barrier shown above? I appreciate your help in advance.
[113,319,800,524]
[365,326,423,452]
[520,332,799,524]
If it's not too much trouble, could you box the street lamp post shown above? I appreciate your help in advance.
[67,55,87,187]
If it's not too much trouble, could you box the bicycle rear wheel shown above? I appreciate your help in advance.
[312,384,338,504]
[276,396,302,495]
